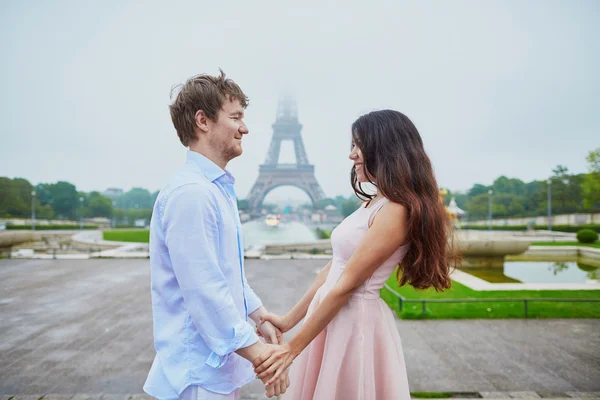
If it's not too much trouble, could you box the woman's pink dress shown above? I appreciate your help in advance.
[285,197,411,400]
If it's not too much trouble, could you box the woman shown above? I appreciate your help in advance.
[254,110,458,399]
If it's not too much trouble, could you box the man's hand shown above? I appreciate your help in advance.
[257,320,283,345]
[253,347,291,398]
[254,343,296,386]
[263,367,290,398]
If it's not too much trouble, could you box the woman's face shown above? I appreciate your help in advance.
[349,140,370,183]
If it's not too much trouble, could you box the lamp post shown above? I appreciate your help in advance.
[547,179,552,231]
[79,196,84,230]
[488,189,493,231]
[31,190,36,231]
[112,201,117,228]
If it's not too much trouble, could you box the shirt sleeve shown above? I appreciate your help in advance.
[244,280,263,315]
[162,184,259,368]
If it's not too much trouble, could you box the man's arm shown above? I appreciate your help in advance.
[164,184,260,368]
[250,305,283,345]
[164,185,288,397]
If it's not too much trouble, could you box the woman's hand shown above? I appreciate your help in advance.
[253,343,297,386]
[259,312,293,333]
[257,320,283,345]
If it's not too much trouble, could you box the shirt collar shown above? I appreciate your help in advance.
[186,150,235,184]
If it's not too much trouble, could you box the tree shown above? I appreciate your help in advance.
[0,177,31,217]
[237,199,249,211]
[341,198,361,217]
[316,198,335,209]
[453,192,469,210]
[465,193,489,220]
[262,203,278,212]
[549,165,577,213]
[491,176,526,196]
[468,184,489,198]
[523,181,545,216]
[117,188,154,209]
[492,194,525,217]
[582,147,600,210]
[47,181,78,219]
[86,192,113,218]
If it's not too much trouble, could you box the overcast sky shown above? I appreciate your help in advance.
[1,0,598,202]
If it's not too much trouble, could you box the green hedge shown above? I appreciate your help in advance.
[5,224,98,230]
[577,229,599,244]
[548,224,600,233]
[315,228,332,239]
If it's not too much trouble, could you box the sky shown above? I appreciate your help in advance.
[1,0,598,203]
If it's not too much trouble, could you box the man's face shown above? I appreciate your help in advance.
[207,97,249,162]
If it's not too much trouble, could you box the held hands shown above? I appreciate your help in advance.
[253,311,294,397]
[255,323,289,397]
[259,312,293,333]
[256,320,283,345]
[253,343,290,398]
[253,343,296,386]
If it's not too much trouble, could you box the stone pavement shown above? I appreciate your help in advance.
[0,259,599,399]
[0,393,599,400]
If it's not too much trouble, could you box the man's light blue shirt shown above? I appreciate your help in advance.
[144,151,262,399]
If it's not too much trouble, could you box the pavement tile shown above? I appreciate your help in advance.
[481,395,513,399]
[510,392,542,398]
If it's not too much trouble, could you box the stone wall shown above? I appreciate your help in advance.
[468,213,600,226]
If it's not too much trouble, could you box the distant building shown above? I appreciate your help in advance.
[103,188,124,199]
[323,205,344,223]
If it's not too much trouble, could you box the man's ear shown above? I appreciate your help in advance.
[195,110,210,133]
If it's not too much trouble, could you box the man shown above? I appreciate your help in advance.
[144,70,289,400]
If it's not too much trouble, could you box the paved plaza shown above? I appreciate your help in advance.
[0,258,599,399]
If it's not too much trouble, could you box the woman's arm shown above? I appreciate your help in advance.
[284,259,332,330]
[254,202,408,385]
[261,259,332,332]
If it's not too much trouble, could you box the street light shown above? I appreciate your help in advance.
[547,179,552,231]
[112,201,117,229]
[488,189,493,231]
[79,196,84,230]
[31,190,36,231]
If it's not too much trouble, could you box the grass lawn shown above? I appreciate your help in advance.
[531,241,600,248]
[380,269,600,319]
[103,230,149,243]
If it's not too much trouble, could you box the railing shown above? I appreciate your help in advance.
[382,283,600,318]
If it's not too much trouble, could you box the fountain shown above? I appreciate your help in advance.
[440,189,531,267]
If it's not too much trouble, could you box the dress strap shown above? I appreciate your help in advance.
[368,197,389,227]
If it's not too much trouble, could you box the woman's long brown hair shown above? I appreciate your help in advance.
[351,110,459,291]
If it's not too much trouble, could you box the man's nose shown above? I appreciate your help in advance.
[239,123,249,134]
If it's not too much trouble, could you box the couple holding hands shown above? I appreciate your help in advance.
[143,70,455,400]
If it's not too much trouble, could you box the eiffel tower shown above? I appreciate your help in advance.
[247,94,326,215]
